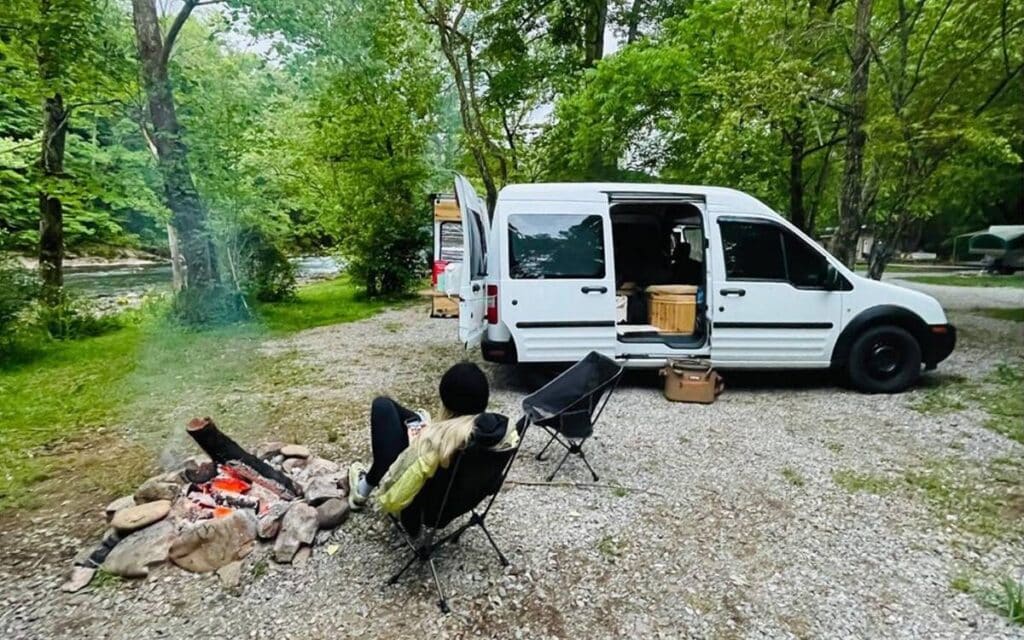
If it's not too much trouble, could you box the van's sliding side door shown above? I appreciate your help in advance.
[501,200,617,362]
[453,174,490,347]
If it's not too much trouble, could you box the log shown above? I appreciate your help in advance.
[186,418,299,499]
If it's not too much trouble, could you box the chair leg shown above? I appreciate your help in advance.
[387,552,418,585]
[478,522,509,566]
[578,449,600,482]
[428,558,450,613]
[535,430,558,461]
[547,447,574,482]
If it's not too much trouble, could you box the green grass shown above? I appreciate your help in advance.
[0,277,398,512]
[973,307,1024,322]
[832,469,895,495]
[258,278,413,333]
[978,363,1024,445]
[950,571,975,594]
[904,274,1024,288]
[781,466,806,487]
[984,577,1024,626]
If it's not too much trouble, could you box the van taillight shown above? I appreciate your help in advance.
[486,284,498,324]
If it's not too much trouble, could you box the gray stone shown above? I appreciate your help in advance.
[104,496,135,522]
[315,498,349,530]
[305,476,342,506]
[103,520,177,578]
[280,444,310,459]
[293,546,311,567]
[256,441,285,459]
[169,510,257,573]
[257,501,291,540]
[216,560,244,589]
[303,457,340,477]
[134,477,181,503]
[61,566,96,593]
[111,500,171,532]
[282,457,307,473]
[273,503,317,563]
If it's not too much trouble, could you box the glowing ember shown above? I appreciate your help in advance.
[210,475,250,494]
[212,506,233,518]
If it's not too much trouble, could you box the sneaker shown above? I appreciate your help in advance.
[348,461,368,511]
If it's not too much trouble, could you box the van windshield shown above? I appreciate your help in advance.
[508,214,605,279]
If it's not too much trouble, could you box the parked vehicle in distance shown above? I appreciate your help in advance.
[443,175,956,393]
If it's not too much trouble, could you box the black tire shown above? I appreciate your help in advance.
[847,325,922,393]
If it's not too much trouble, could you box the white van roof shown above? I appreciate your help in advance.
[498,182,779,217]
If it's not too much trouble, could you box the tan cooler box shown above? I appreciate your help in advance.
[660,359,723,404]
[646,285,697,333]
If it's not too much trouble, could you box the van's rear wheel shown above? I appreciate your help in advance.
[847,325,922,393]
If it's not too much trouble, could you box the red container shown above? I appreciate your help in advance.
[432,260,449,288]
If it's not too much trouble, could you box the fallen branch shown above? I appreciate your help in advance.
[505,479,665,498]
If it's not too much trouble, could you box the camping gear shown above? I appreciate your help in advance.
[660,359,723,403]
[646,285,698,333]
[386,416,526,613]
[615,295,628,324]
[522,351,624,481]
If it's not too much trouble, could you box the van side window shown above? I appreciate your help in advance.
[467,211,487,278]
[509,214,605,279]
[720,220,785,280]
[782,229,829,288]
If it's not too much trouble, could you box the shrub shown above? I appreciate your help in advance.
[234,226,297,302]
[33,292,121,340]
[0,256,38,345]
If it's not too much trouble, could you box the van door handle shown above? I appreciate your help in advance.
[581,286,608,294]
[720,288,746,297]
[471,283,481,293]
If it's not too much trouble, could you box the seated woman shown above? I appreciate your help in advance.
[347,362,518,514]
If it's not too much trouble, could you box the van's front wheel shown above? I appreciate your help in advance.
[847,325,922,393]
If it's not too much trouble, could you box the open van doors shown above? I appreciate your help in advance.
[453,174,490,346]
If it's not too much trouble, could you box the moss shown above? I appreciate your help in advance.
[781,466,806,487]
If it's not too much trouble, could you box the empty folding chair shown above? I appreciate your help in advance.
[522,351,624,482]
[386,416,526,613]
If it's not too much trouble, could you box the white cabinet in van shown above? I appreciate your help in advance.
[451,176,956,393]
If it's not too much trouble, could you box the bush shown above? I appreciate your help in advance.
[0,256,38,345]
[232,226,297,302]
[33,292,122,340]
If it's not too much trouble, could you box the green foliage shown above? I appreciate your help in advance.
[31,291,121,340]
[258,277,410,333]
[0,256,39,347]
[984,577,1024,626]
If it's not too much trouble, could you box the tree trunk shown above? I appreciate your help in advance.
[167,223,184,292]
[787,124,807,232]
[583,0,608,67]
[39,92,67,304]
[831,0,873,268]
[626,0,645,43]
[131,0,218,293]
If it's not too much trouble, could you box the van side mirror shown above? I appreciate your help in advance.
[824,264,843,291]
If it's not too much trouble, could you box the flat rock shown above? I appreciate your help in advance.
[61,566,96,593]
[104,496,135,523]
[303,457,341,477]
[257,501,291,540]
[103,520,177,578]
[256,441,286,459]
[305,476,342,506]
[216,560,243,589]
[293,546,311,567]
[316,498,349,529]
[282,457,307,473]
[134,477,181,503]
[280,444,310,459]
[273,503,317,563]
[170,510,257,573]
[111,500,171,532]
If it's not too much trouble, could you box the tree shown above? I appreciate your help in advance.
[131,0,227,319]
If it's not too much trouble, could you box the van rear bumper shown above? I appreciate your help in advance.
[481,338,517,364]
[924,324,956,369]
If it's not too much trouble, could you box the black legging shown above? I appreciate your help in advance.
[366,396,418,486]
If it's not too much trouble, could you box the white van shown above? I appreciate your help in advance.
[447,175,956,393]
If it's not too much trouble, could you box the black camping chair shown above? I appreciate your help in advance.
[386,416,526,613]
[523,351,624,482]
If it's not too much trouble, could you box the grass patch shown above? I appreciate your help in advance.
[258,277,413,333]
[950,571,975,594]
[0,277,399,513]
[832,469,895,495]
[90,569,125,589]
[780,466,806,487]
[904,274,1024,288]
[984,577,1024,626]
[973,307,1024,322]
[978,362,1024,445]
[597,535,623,558]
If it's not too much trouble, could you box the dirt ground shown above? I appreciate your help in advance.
[1,283,1022,639]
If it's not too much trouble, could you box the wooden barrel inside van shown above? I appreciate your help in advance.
[646,285,698,333]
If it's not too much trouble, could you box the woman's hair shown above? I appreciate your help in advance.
[414,362,490,465]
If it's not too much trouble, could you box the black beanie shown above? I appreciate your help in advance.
[439,362,489,416]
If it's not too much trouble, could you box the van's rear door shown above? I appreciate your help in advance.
[454,174,490,346]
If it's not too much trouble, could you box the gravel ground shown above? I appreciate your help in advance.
[1,285,1022,639]
[886,275,1024,309]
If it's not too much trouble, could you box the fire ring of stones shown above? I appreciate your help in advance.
[61,417,351,593]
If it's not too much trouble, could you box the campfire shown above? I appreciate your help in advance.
[62,418,350,593]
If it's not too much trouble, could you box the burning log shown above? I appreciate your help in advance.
[186,417,300,500]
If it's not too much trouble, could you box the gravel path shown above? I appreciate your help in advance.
[885,275,1024,310]
[2,287,1022,639]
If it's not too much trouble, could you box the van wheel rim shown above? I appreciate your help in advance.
[867,340,902,379]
